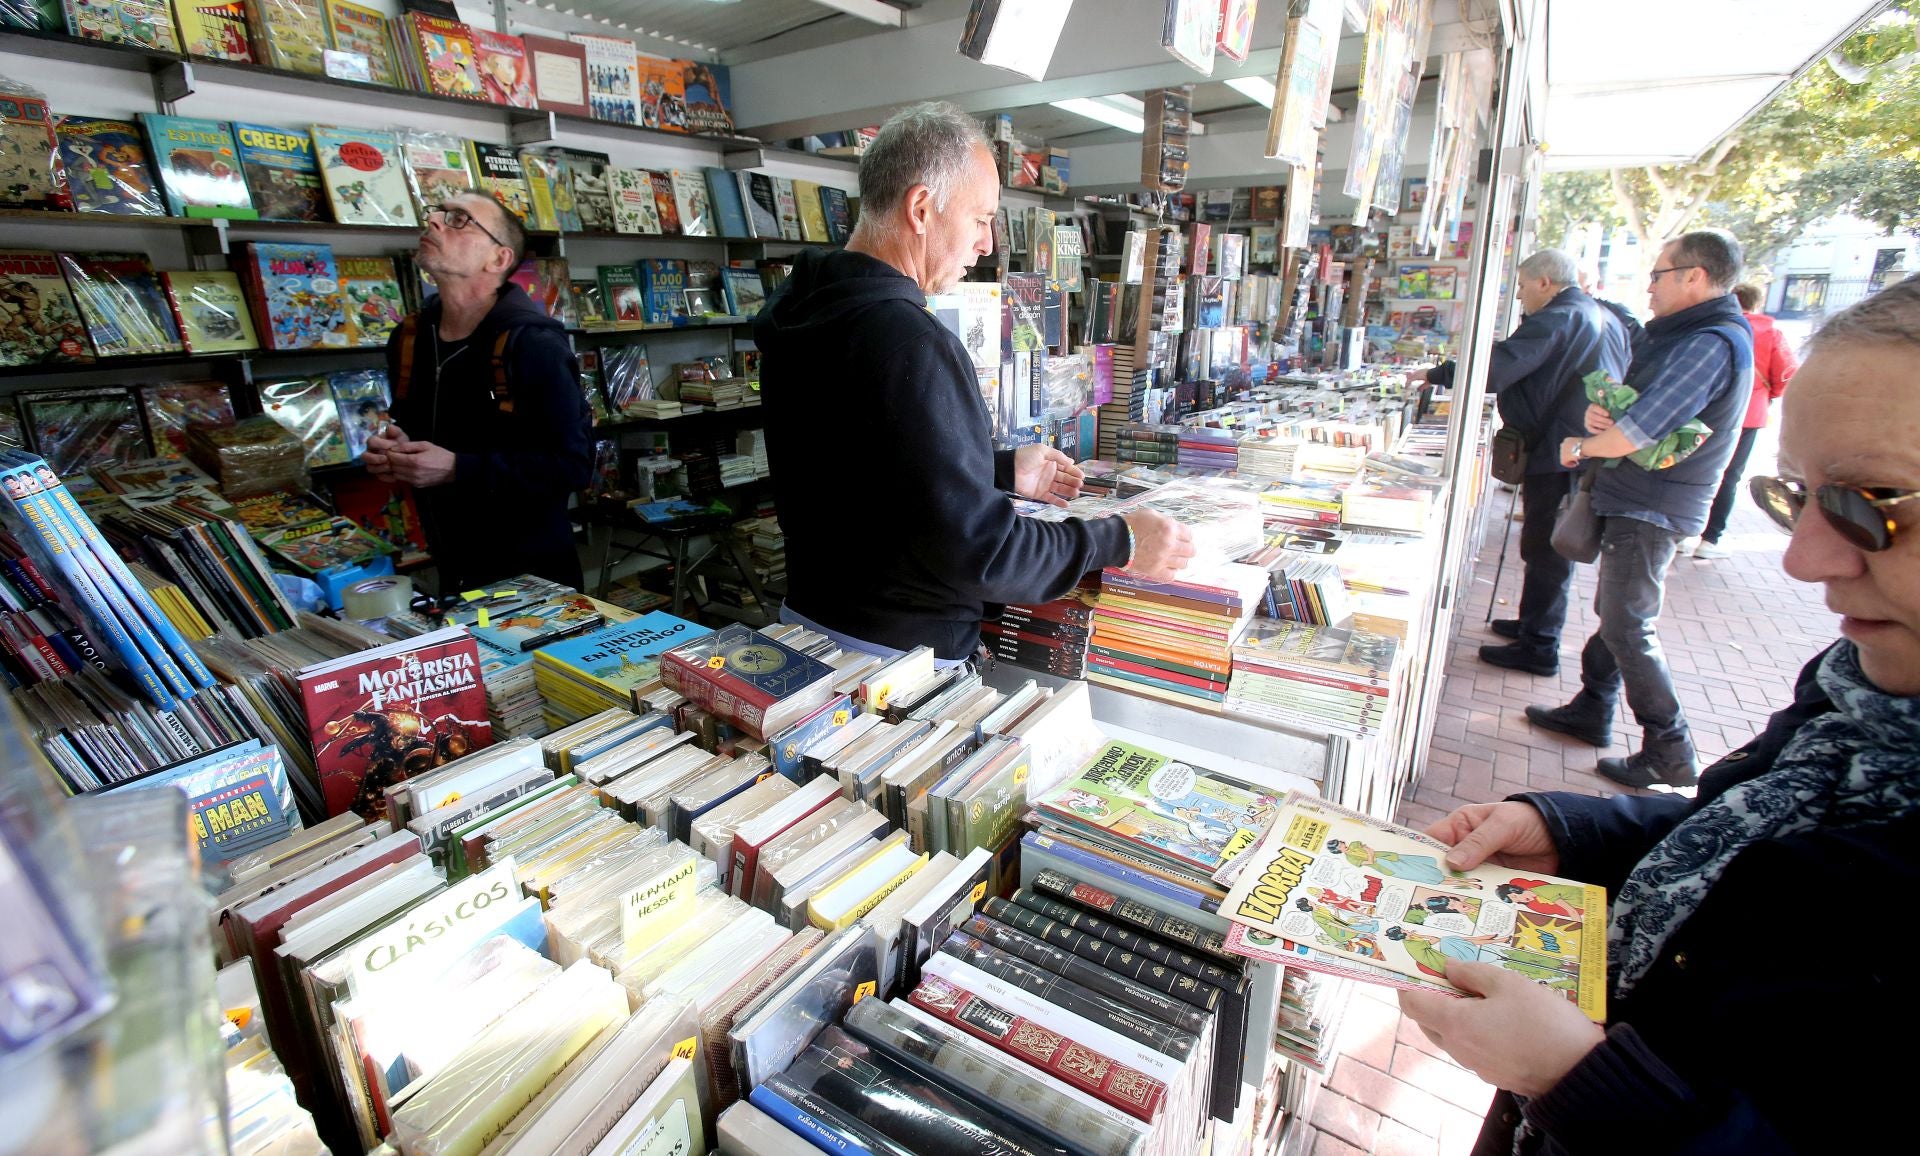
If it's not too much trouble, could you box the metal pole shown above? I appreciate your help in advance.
[1484,482,1520,623]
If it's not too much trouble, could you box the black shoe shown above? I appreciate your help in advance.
[1478,642,1558,676]
[1525,697,1614,747]
[1490,619,1521,640]
[1596,744,1698,789]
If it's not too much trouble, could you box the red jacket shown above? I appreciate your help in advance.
[1742,312,1798,428]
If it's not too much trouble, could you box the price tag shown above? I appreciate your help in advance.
[852,981,876,1005]
[707,655,726,670]
[969,882,988,905]
[476,607,491,628]
[832,710,851,727]
[671,1036,698,1061]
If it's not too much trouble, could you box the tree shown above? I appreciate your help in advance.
[1534,171,1620,252]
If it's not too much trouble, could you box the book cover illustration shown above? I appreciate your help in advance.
[1220,791,1609,1022]
[241,242,350,350]
[230,488,330,534]
[468,590,620,656]
[792,178,828,243]
[516,148,562,232]
[409,14,485,100]
[0,86,64,210]
[472,141,533,224]
[138,113,254,218]
[598,263,642,326]
[19,388,146,475]
[721,265,764,318]
[181,745,292,864]
[559,148,614,231]
[336,256,403,347]
[538,610,711,697]
[58,251,183,356]
[139,379,234,459]
[636,259,685,326]
[53,116,162,216]
[1427,266,1457,300]
[298,629,493,819]
[607,167,661,234]
[259,374,350,466]
[326,367,391,460]
[738,171,777,238]
[326,474,427,564]
[399,131,475,219]
[324,0,397,85]
[258,514,394,574]
[250,0,327,72]
[649,169,681,234]
[534,148,583,231]
[671,169,712,238]
[508,256,573,325]
[635,52,687,132]
[312,126,417,228]
[161,270,257,354]
[0,249,93,365]
[575,32,639,124]
[233,121,328,222]
[772,175,800,240]
[65,0,179,50]
[472,28,537,108]
[1034,738,1278,874]
[820,185,851,243]
[681,60,731,135]
[174,0,255,63]
[520,33,589,118]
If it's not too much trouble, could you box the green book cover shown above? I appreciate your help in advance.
[1035,739,1279,874]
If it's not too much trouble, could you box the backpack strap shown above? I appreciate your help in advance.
[489,329,517,414]
[392,314,420,404]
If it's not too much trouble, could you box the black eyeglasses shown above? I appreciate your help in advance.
[1647,265,1699,283]
[1750,476,1920,552]
[426,204,509,248]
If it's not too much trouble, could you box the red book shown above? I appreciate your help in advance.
[728,773,839,899]
[521,34,589,117]
[648,170,682,234]
[471,28,537,108]
[908,973,1166,1122]
[1086,652,1227,693]
[657,623,836,740]
[297,626,493,820]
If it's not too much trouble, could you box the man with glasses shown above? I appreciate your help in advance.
[364,191,591,591]
[1526,230,1755,788]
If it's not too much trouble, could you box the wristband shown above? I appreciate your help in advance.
[1123,519,1137,570]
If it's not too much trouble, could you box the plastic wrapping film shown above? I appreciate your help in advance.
[542,833,680,964]
[600,343,656,415]
[1042,352,1093,420]
[18,387,147,476]
[258,376,351,468]
[399,130,476,219]
[326,368,392,461]
[183,412,307,501]
[139,380,235,460]
[57,252,182,356]
[388,958,627,1156]
[701,928,824,1113]
[0,75,70,210]
[54,116,164,216]
[606,887,748,993]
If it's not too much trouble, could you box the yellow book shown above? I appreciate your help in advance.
[519,150,561,232]
[173,0,254,63]
[807,833,925,931]
[794,179,830,243]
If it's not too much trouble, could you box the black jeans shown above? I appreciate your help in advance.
[1700,425,1761,544]
[1515,471,1576,655]
[1579,516,1688,742]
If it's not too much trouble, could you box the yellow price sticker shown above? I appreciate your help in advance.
[671,1036,698,1061]
[1013,765,1029,785]
[476,607,490,628]
[873,690,891,712]
[832,710,850,727]
[969,882,987,905]
[852,981,876,1005]
[461,589,486,602]
[707,655,727,669]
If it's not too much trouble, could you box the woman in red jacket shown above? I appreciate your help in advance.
[1693,282,1799,558]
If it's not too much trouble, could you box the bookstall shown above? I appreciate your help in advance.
[0,3,1553,1156]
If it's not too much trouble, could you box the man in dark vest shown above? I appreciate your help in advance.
[1525,230,1754,788]
[364,191,591,592]
[1416,249,1630,676]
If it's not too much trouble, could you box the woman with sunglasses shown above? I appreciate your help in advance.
[1396,274,1920,1156]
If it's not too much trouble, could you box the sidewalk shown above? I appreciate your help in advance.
[1300,431,1837,1155]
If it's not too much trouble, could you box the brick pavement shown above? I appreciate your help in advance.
[1297,425,1837,1153]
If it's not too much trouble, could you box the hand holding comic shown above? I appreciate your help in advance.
[1398,960,1606,1097]
[1426,801,1562,874]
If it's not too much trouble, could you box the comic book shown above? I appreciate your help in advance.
[66,0,180,50]
[634,53,687,132]
[139,380,234,459]
[516,148,561,232]
[229,488,330,535]
[574,33,639,125]
[18,388,145,474]
[161,270,258,354]
[471,141,532,224]
[323,0,398,86]
[257,514,394,575]
[472,28,537,108]
[399,130,476,219]
[0,84,66,211]
[233,121,328,222]
[670,169,711,238]
[242,0,326,73]
[336,256,402,347]
[326,368,390,459]
[258,375,350,466]
[174,0,255,63]
[406,13,485,100]
[58,251,183,357]
[508,257,574,326]
[1219,791,1608,1021]
[1032,738,1279,876]
[0,250,93,365]
[607,167,661,235]
[54,117,163,216]
[138,113,255,219]
[326,473,427,565]
[311,126,416,228]
[235,241,349,351]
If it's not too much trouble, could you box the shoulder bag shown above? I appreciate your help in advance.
[1551,465,1601,563]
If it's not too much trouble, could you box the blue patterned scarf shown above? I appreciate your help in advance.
[1610,641,1920,996]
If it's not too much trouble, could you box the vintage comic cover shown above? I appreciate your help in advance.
[54,116,162,216]
[233,121,327,222]
[408,13,485,100]
[471,141,533,224]
[311,126,416,228]
[326,368,391,459]
[258,374,350,466]
[139,113,254,218]
[1032,739,1278,875]
[59,251,182,356]
[175,0,255,63]
[1220,791,1608,1021]
[324,0,398,85]
[139,379,235,458]
[239,242,350,351]
[0,249,93,365]
[336,256,402,347]
[0,87,65,210]
[399,130,475,219]
[471,28,537,107]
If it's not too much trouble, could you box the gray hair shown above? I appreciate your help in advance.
[1809,273,1920,355]
[1517,248,1578,286]
[1669,229,1743,291]
[858,101,990,219]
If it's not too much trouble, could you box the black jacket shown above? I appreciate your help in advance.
[1479,642,1912,1154]
[386,282,590,591]
[1594,296,1644,347]
[1428,287,1629,474]
[755,249,1128,660]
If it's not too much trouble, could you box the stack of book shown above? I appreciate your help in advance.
[98,491,302,639]
[1087,563,1268,711]
[680,376,750,410]
[1178,425,1240,472]
[732,514,786,590]
[1342,468,1442,534]
[1113,423,1179,466]
[533,611,714,728]
[978,588,1095,679]
[1258,477,1347,532]
[1225,619,1398,737]
[1263,555,1353,626]
[1236,434,1301,480]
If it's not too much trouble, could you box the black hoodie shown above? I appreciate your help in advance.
[756,249,1128,660]
[385,282,590,591]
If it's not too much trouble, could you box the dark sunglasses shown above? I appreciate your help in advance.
[426,204,509,248]
[1750,475,1920,552]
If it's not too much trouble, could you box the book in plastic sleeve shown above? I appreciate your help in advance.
[1034,738,1277,875]
[17,388,144,474]
[471,141,533,223]
[772,176,801,240]
[471,27,536,107]
[399,129,476,218]
[555,148,611,231]
[573,32,639,124]
[607,166,661,234]
[58,251,183,356]
[516,148,562,231]
[258,515,393,575]
[258,375,350,466]
[648,169,681,234]
[236,241,349,350]
[405,12,484,100]
[232,121,327,222]
[140,379,235,458]
[671,169,712,238]
[323,0,397,85]
[508,256,573,324]
[325,367,391,459]
[0,82,64,211]
[311,125,416,227]
[534,148,583,231]
[173,0,255,62]
[633,52,685,131]
[53,116,162,216]
[335,256,402,347]
[63,0,179,49]
[326,473,425,564]
[137,113,254,218]
[242,0,326,72]
[681,59,733,135]
[0,250,93,365]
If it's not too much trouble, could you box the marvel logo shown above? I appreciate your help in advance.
[313,680,340,692]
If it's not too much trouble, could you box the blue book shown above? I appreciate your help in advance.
[138,113,257,219]
[749,1078,879,1156]
[1022,830,1215,913]
[704,166,753,239]
[766,693,853,781]
[535,611,713,707]
[820,185,851,243]
[636,258,688,326]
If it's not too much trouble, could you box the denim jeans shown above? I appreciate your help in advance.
[1578,516,1688,741]
[1515,471,1576,654]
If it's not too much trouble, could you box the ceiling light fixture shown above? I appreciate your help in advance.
[1225,76,1277,108]
[1049,96,1146,133]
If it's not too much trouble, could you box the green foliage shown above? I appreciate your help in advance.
[1535,172,1620,251]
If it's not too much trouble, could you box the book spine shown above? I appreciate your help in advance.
[937,931,1196,1060]
[1012,887,1241,990]
[963,912,1211,1034]
[907,975,1166,1123]
[1021,834,1212,914]
[748,1080,879,1156]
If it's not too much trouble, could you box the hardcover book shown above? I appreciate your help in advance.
[573,32,639,124]
[535,611,711,708]
[336,256,403,347]
[139,113,256,219]
[399,130,476,219]
[161,270,258,354]
[173,0,255,63]
[793,178,829,243]
[324,0,398,86]
[233,121,328,222]
[472,27,537,107]
[597,263,643,326]
[660,623,838,740]
[671,169,713,238]
[58,251,183,356]
[820,185,851,243]
[772,176,801,240]
[740,171,779,239]
[54,116,162,216]
[242,0,326,72]
[648,169,681,234]
[406,13,485,100]
[634,53,687,132]
[66,0,180,50]
[0,250,91,365]
[236,241,349,350]
[558,148,614,231]
[471,141,534,224]
[704,166,751,239]
[520,33,589,118]
[680,60,732,135]
[311,126,416,227]
[607,167,662,234]
[635,259,685,326]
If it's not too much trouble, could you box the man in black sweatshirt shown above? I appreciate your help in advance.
[755,102,1193,664]
[365,191,591,592]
